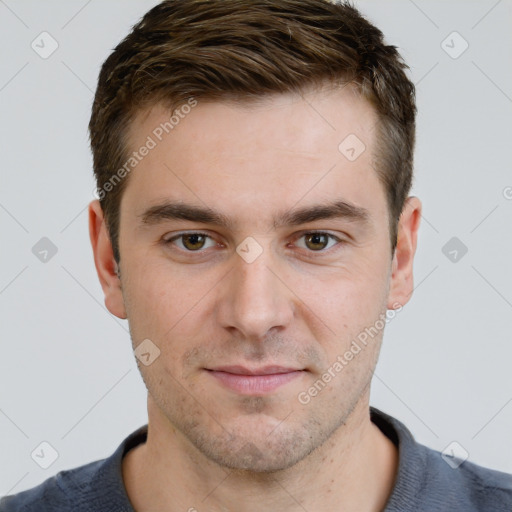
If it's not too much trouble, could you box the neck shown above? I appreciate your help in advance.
[123,396,398,512]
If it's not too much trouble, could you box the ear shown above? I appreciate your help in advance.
[88,200,127,319]
[387,196,422,309]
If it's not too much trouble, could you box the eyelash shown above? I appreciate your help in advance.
[162,231,344,257]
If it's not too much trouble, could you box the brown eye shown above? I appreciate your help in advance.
[304,233,330,251]
[181,233,207,251]
[294,232,341,254]
[163,232,218,255]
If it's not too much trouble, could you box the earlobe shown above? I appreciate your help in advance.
[88,200,127,319]
[387,196,422,310]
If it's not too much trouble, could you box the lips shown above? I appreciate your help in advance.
[206,365,304,394]
[210,365,300,375]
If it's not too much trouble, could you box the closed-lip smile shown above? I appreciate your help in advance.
[206,365,305,394]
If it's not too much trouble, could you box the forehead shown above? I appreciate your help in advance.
[129,85,376,155]
[120,87,385,228]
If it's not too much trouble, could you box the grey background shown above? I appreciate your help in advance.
[1,0,511,496]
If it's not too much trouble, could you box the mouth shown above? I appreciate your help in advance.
[205,365,306,395]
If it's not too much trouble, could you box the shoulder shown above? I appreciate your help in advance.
[0,425,147,512]
[419,443,512,510]
[371,407,512,512]
[0,459,103,512]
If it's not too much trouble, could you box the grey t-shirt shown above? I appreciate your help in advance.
[1,407,511,511]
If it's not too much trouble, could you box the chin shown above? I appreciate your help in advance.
[187,417,327,474]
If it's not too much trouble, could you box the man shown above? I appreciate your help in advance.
[2,0,511,510]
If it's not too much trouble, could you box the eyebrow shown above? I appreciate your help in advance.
[138,199,370,230]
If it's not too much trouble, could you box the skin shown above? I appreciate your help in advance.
[89,84,421,511]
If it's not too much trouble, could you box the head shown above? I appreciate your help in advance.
[89,0,421,473]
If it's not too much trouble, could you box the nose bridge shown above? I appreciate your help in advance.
[218,245,293,339]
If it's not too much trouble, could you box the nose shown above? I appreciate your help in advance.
[216,247,294,342]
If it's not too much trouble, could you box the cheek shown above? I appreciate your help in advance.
[123,257,189,318]
[290,262,390,376]
[121,265,178,346]
[121,257,222,363]
[297,258,389,325]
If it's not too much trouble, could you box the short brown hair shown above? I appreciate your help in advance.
[89,0,416,264]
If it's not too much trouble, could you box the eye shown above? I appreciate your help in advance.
[163,230,343,257]
[294,232,341,252]
[164,232,217,252]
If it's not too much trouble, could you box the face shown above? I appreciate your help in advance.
[90,85,420,473]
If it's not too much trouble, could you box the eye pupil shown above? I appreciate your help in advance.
[183,234,206,250]
[305,233,328,251]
